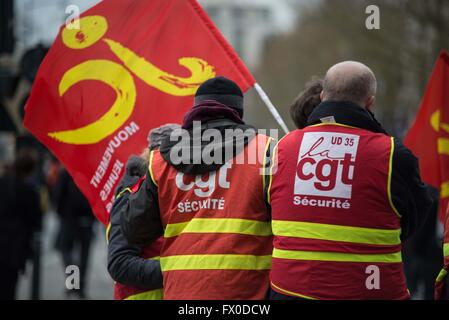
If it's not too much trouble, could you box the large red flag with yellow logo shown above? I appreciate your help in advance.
[24,0,255,225]
[403,51,449,299]
[404,50,449,218]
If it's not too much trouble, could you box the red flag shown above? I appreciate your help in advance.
[404,51,449,219]
[24,0,255,225]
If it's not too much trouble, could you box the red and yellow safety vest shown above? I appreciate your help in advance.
[113,238,164,300]
[268,124,409,300]
[435,203,449,299]
[108,179,163,300]
[149,134,273,300]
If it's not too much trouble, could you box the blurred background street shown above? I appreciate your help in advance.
[17,212,112,300]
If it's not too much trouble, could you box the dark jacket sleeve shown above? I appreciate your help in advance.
[107,189,163,289]
[120,170,164,247]
[391,138,433,240]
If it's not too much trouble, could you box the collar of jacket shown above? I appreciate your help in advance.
[159,118,256,175]
[307,100,388,134]
[182,100,245,129]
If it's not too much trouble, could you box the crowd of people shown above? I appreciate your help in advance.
[0,149,96,300]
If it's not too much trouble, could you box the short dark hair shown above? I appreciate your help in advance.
[289,79,323,129]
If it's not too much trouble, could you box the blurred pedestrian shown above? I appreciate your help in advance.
[268,61,432,299]
[44,156,62,207]
[403,186,442,299]
[54,169,95,299]
[107,124,179,300]
[0,148,42,300]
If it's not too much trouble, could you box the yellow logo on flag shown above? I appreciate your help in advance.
[49,16,215,145]
[431,110,449,198]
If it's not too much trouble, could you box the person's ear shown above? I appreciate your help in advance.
[365,96,375,111]
[320,91,325,101]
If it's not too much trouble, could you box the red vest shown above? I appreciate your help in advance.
[435,204,449,299]
[269,124,409,300]
[150,134,273,300]
[113,238,164,300]
[110,179,163,300]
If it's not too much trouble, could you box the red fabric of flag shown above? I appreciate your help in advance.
[404,50,449,299]
[404,50,449,220]
[24,0,255,225]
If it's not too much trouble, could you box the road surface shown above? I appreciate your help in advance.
[17,211,113,300]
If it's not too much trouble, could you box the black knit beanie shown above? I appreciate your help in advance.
[194,76,244,117]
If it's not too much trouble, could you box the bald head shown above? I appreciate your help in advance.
[322,61,377,109]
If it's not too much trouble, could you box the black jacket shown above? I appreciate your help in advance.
[120,119,258,246]
[307,101,433,240]
[107,169,163,289]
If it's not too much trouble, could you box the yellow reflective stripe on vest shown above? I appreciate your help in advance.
[124,288,163,300]
[267,139,281,205]
[262,137,273,194]
[106,223,111,244]
[115,187,132,200]
[160,254,272,271]
[148,256,160,260]
[309,123,359,130]
[388,137,401,218]
[164,218,272,238]
[272,248,402,263]
[444,243,449,257]
[271,282,317,300]
[272,220,401,245]
[148,150,158,186]
[436,268,448,283]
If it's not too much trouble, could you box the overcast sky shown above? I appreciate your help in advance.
[13,0,317,60]
[14,0,101,54]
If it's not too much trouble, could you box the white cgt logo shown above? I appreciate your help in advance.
[176,162,231,197]
[295,132,360,199]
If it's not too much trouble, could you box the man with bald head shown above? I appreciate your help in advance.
[267,61,431,300]
[322,61,377,109]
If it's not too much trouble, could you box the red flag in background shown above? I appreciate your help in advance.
[404,51,449,299]
[24,0,255,225]
[404,51,449,219]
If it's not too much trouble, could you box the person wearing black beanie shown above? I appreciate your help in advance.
[194,76,244,117]
[120,76,275,300]
[160,76,257,174]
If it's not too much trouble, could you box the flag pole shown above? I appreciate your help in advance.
[254,83,289,134]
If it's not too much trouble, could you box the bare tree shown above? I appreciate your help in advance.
[248,0,449,136]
